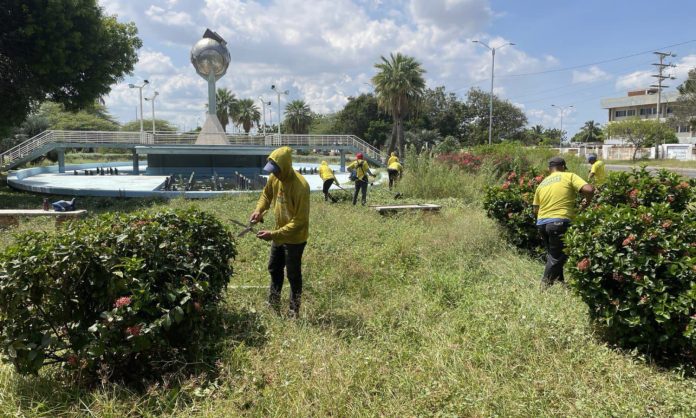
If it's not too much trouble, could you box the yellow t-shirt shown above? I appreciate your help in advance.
[533,172,587,221]
[590,160,606,185]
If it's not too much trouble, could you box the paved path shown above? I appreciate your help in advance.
[605,164,696,178]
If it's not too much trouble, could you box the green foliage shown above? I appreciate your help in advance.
[672,68,696,132]
[462,88,527,145]
[405,129,441,152]
[372,53,427,154]
[333,93,391,142]
[309,113,338,135]
[434,136,461,154]
[483,169,546,256]
[572,120,604,143]
[284,100,312,134]
[39,102,119,131]
[605,118,677,160]
[566,167,696,356]
[0,208,235,380]
[235,98,261,134]
[121,119,177,132]
[365,119,392,148]
[216,88,238,132]
[0,1,141,131]
[409,86,466,139]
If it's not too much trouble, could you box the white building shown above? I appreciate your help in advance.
[600,89,695,144]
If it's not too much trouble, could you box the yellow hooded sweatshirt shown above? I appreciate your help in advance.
[388,159,403,173]
[318,161,339,184]
[255,146,310,244]
[387,152,398,166]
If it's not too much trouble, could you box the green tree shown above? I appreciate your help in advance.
[434,135,461,154]
[372,53,426,156]
[0,1,142,132]
[461,88,527,145]
[334,93,391,139]
[215,88,238,132]
[234,99,261,134]
[121,119,177,132]
[671,67,696,132]
[38,102,119,131]
[309,113,338,135]
[284,100,313,134]
[409,86,465,139]
[572,120,604,143]
[405,129,441,153]
[364,120,392,148]
[605,118,677,160]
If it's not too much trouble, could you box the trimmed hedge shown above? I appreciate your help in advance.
[0,208,236,380]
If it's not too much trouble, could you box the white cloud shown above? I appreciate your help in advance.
[135,50,177,75]
[410,0,493,33]
[615,70,652,91]
[145,5,193,26]
[572,66,611,84]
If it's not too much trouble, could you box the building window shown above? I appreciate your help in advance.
[639,107,656,116]
[615,110,627,117]
[626,109,636,116]
[666,107,673,114]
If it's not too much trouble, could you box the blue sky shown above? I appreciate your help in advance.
[100,0,696,136]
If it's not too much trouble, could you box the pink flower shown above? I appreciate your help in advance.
[501,182,510,190]
[125,325,141,336]
[67,355,78,366]
[114,296,132,309]
[577,258,590,271]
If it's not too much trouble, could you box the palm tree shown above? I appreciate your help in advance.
[372,52,426,157]
[216,88,238,132]
[284,100,313,134]
[578,120,603,142]
[234,99,261,134]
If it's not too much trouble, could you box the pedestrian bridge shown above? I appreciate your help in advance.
[0,130,386,173]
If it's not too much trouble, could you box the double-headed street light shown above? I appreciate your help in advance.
[128,80,149,132]
[258,97,272,135]
[551,104,574,148]
[144,91,159,134]
[271,85,289,137]
[472,40,515,145]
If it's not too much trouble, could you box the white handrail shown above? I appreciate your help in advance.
[1,130,387,168]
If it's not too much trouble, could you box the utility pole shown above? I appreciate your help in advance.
[551,104,573,149]
[651,51,676,159]
[271,85,289,138]
[473,40,515,145]
[258,97,271,135]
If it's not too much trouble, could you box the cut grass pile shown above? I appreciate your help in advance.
[1,178,696,416]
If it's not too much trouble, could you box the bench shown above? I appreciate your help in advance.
[369,203,442,215]
[0,209,88,227]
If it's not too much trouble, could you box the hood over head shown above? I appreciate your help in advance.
[267,146,294,181]
[321,160,328,166]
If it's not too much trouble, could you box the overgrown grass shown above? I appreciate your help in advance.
[2,170,696,416]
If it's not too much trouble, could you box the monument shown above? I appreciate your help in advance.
[190,29,231,145]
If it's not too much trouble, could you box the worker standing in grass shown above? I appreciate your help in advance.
[387,156,403,190]
[318,160,339,203]
[250,146,310,317]
[533,157,595,288]
[587,153,606,186]
[347,152,375,206]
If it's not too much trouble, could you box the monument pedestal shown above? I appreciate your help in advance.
[196,114,229,145]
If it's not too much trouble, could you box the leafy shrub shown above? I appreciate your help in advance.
[436,152,482,172]
[483,169,546,256]
[0,208,236,380]
[565,168,696,356]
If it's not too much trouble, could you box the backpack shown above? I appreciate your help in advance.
[349,161,365,182]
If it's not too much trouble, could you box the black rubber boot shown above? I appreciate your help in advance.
[289,293,301,318]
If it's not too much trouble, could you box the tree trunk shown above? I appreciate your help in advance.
[386,121,397,159]
[632,144,639,160]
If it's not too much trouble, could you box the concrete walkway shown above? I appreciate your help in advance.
[605,164,696,178]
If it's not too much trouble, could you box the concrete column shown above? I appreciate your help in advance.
[57,149,65,173]
[340,150,346,172]
[132,149,140,175]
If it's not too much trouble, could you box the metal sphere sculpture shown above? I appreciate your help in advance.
[190,29,230,114]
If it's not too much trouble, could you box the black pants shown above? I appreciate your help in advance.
[388,169,399,190]
[537,221,570,286]
[268,241,306,302]
[322,179,336,201]
[353,179,368,205]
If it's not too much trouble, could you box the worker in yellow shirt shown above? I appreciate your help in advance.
[587,154,606,186]
[533,157,595,287]
[346,153,375,206]
[387,157,403,190]
[251,146,310,317]
[387,151,399,166]
[318,160,339,203]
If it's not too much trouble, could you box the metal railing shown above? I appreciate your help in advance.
[1,130,387,169]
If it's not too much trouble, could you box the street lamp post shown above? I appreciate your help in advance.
[128,80,149,132]
[144,91,159,134]
[271,85,289,137]
[473,41,515,145]
[258,97,271,135]
[551,104,574,149]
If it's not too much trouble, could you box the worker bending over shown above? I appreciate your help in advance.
[319,160,339,203]
[347,152,375,206]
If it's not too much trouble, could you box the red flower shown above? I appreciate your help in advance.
[534,175,544,183]
[622,234,636,247]
[125,325,141,337]
[632,273,643,282]
[662,220,673,229]
[628,189,638,199]
[114,296,132,309]
[666,195,675,203]
[639,296,648,305]
[640,214,653,224]
[507,172,517,180]
[501,182,510,190]
[577,258,591,271]
[67,355,78,367]
[676,181,690,190]
[612,272,624,282]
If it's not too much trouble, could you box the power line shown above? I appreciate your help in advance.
[498,39,696,78]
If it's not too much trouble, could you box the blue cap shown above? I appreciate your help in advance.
[263,160,280,175]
